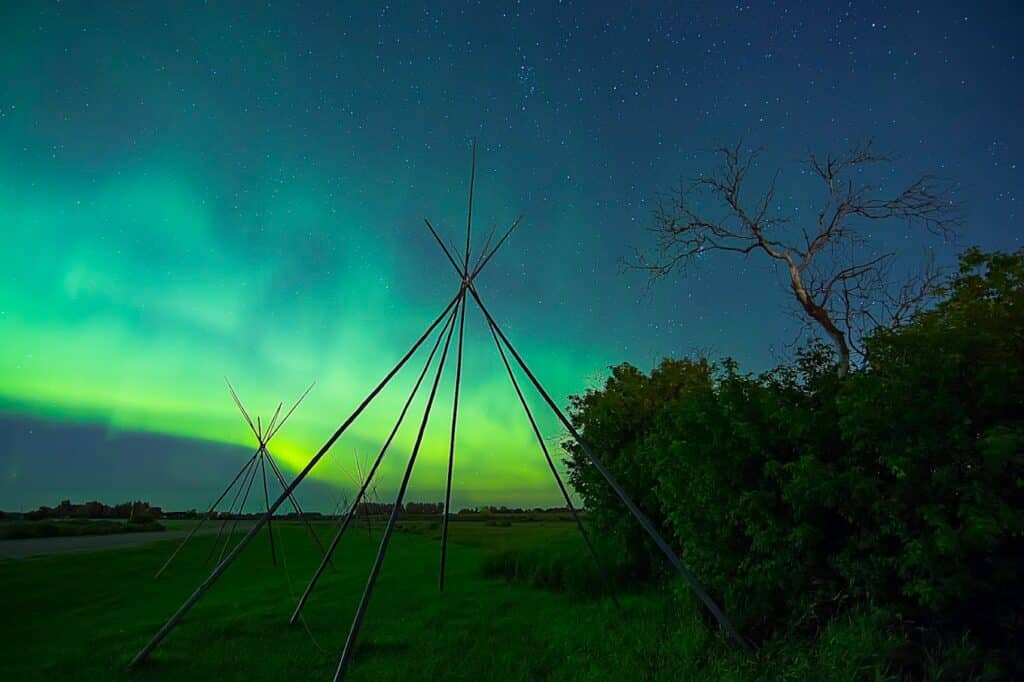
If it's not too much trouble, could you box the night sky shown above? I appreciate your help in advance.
[1,2,1020,512]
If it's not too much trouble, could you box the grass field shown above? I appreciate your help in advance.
[0,519,897,681]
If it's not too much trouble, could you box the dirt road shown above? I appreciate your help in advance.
[0,521,257,559]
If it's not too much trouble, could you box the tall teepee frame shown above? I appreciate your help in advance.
[153,380,327,579]
[130,142,748,679]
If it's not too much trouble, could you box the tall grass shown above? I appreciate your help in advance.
[479,529,996,680]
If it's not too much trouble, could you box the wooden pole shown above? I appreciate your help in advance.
[226,378,258,437]
[154,448,261,579]
[267,382,315,441]
[205,454,259,565]
[260,452,277,566]
[464,138,475,271]
[469,287,750,651]
[264,402,284,441]
[217,451,259,565]
[485,317,620,608]
[423,218,463,278]
[264,452,331,563]
[289,303,460,625]
[438,294,467,591]
[333,289,463,681]
[470,215,523,280]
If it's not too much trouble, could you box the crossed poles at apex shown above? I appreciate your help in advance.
[130,141,749,681]
[153,380,328,579]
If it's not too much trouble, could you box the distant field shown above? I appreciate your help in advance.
[0,519,892,681]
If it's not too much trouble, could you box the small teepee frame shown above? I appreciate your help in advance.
[152,380,326,578]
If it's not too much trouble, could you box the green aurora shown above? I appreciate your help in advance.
[0,161,610,508]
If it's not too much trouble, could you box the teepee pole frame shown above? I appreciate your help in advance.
[132,144,749,682]
[156,380,320,578]
[128,291,463,669]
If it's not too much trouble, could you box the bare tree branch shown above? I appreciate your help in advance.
[627,139,962,376]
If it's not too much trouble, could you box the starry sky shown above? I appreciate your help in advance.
[0,1,1020,512]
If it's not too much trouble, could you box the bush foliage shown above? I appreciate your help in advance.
[565,248,1023,675]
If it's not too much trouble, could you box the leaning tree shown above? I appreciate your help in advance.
[631,139,961,376]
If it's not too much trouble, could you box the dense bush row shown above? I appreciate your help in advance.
[564,249,1023,677]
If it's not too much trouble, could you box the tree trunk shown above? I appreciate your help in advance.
[786,262,851,378]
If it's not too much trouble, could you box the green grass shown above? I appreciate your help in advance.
[0,520,901,681]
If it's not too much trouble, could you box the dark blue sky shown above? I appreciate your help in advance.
[1,1,1020,511]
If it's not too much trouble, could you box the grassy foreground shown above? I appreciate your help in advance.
[1,520,897,681]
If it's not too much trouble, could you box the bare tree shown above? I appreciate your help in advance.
[630,139,961,377]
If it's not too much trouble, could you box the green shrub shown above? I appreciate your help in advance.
[564,358,718,585]
[565,248,1024,675]
[127,510,157,525]
[831,247,1023,666]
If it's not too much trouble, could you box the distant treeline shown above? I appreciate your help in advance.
[4,499,573,521]
[20,499,164,521]
[205,503,574,519]
[460,506,571,515]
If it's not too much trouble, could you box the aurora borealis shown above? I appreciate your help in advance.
[1,2,1020,511]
